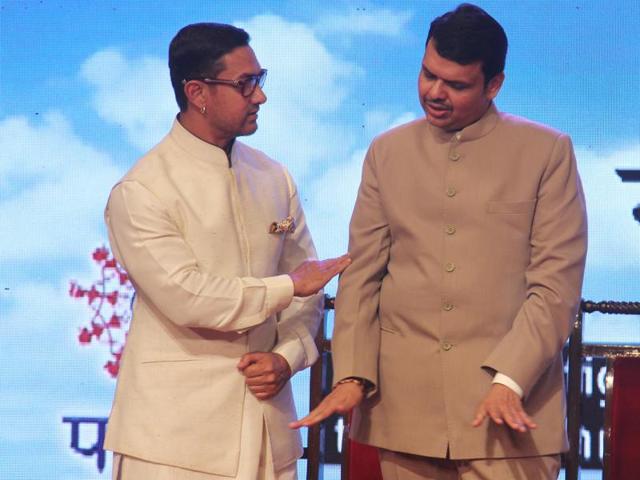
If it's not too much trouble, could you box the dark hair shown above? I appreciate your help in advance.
[169,23,250,111]
[427,3,507,85]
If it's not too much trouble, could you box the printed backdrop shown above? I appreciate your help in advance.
[1,1,639,479]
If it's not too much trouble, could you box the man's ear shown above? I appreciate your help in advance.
[183,80,207,110]
[485,72,505,100]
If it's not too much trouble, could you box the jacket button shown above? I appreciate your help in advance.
[445,262,456,273]
[442,342,453,351]
[446,186,457,197]
[445,225,456,235]
[449,152,460,161]
[443,302,454,311]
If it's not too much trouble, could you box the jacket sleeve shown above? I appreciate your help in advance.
[331,143,391,393]
[105,180,294,332]
[482,134,588,397]
[271,167,323,375]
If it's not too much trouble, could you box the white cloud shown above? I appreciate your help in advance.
[314,7,412,37]
[363,110,417,137]
[306,147,366,258]
[236,14,361,181]
[304,112,417,261]
[80,49,175,152]
[0,112,121,262]
[77,16,361,183]
[577,144,640,269]
[0,279,115,478]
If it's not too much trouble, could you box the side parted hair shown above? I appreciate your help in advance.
[427,3,507,85]
[169,23,250,111]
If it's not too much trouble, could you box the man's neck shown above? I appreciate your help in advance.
[177,111,232,152]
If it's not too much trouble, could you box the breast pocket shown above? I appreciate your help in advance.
[486,199,537,239]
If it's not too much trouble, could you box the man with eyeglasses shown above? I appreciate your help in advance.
[103,22,350,480]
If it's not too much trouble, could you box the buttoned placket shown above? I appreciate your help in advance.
[440,131,462,352]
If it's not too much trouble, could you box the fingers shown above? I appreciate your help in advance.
[496,391,537,432]
[471,406,487,428]
[290,253,352,297]
[507,403,537,430]
[245,371,287,386]
[471,384,537,432]
[237,352,262,371]
[238,353,291,401]
[289,383,364,429]
[242,362,269,378]
[324,254,352,276]
[289,399,340,429]
[238,352,289,377]
[247,382,281,400]
[500,400,526,432]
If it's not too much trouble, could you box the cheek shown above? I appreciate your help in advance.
[449,94,476,113]
[417,78,430,98]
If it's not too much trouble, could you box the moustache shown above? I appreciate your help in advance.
[424,99,452,110]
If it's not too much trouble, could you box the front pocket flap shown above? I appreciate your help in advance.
[486,199,536,214]
[140,358,202,364]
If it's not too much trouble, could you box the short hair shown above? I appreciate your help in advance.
[427,3,507,85]
[169,23,250,111]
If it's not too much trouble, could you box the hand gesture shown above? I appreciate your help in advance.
[289,382,364,429]
[472,383,537,432]
[237,352,292,400]
[289,254,351,297]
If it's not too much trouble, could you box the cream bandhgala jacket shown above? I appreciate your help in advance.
[332,104,588,460]
[103,119,322,476]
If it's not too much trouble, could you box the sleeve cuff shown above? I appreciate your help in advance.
[492,373,524,398]
[272,338,306,375]
[263,274,294,317]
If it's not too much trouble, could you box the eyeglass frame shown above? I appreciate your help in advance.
[181,69,267,98]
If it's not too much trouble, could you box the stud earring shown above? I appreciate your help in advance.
[200,105,206,115]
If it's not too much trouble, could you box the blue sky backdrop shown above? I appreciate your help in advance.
[1,1,639,478]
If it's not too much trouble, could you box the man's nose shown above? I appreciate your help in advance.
[252,85,267,104]
[428,79,445,99]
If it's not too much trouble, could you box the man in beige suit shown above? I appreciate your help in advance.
[292,4,587,479]
[104,23,350,480]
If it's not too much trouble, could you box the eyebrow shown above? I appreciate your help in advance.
[236,69,264,79]
[422,65,472,87]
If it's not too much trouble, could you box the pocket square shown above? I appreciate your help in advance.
[269,215,296,234]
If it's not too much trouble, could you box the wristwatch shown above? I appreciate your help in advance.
[335,376,374,394]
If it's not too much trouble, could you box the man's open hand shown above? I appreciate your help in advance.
[289,382,364,429]
[289,254,351,297]
[472,383,537,432]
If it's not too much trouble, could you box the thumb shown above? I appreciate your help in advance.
[471,406,487,428]
[237,352,260,370]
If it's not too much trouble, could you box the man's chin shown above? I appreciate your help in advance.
[426,114,452,129]
[238,123,259,137]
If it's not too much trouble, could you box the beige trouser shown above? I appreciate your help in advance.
[379,449,560,480]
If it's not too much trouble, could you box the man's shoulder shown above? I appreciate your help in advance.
[371,117,429,149]
[497,111,565,140]
[111,135,174,196]
[233,140,287,174]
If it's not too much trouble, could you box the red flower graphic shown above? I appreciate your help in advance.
[69,246,134,378]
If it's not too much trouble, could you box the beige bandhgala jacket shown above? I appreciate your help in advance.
[332,104,588,460]
[103,119,322,476]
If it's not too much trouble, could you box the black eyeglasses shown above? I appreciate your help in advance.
[183,69,267,97]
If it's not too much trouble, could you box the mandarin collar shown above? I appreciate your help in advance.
[169,118,235,167]
[427,102,499,144]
